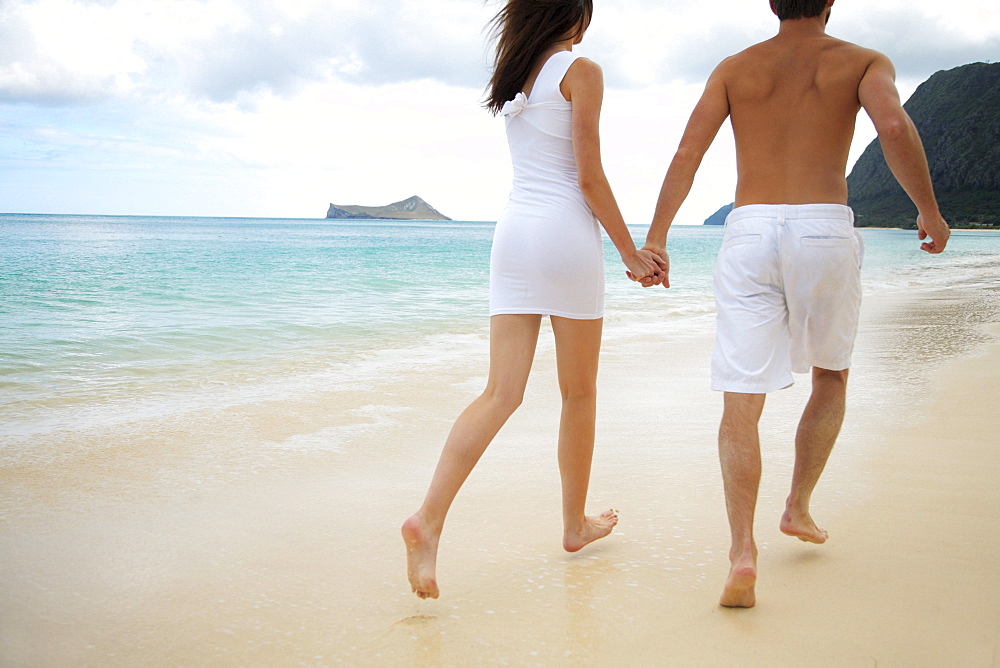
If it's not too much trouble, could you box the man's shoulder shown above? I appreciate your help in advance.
[723,39,772,63]
[712,47,756,78]
[716,37,788,71]
[719,35,886,72]
[824,37,885,62]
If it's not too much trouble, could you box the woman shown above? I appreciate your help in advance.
[402,0,665,599]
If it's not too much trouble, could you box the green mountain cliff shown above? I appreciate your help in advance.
[325,195,450,221]
[847,62,1000,228]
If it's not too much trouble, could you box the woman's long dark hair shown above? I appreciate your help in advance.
[483,0,593,115]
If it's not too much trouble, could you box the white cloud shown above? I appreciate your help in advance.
[0,0,496,103]
[0,0,997,219]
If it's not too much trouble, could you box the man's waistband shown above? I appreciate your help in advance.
[726,203,854,225]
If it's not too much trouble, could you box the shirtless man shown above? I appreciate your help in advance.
[640,0,950,608]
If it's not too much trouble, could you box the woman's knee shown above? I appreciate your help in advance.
[559,378,597,402]
[482,383,525,415]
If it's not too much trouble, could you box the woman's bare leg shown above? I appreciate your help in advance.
[550,316,618,552]
[402,314,541,598]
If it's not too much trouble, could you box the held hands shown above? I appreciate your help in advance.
[916,213,950,254]
[624,246,670,288]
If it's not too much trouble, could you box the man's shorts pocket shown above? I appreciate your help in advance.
[799,235,851,247]
[800,234,863,269]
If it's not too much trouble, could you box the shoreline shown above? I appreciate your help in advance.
[2,281,999,664]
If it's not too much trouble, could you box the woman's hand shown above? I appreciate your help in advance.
[624,248,669,288]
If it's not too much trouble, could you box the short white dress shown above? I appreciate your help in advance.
[489,50,605,320]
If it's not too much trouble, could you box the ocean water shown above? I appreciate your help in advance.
[2,213,1000,665]
[2,213,999,459]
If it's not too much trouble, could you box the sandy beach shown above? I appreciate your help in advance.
[2,281,999,665]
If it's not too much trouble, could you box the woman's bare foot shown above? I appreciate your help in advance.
[719,554,757,608]
[401,513,440,599]
[780,507,828,544]
[563,509,619,552]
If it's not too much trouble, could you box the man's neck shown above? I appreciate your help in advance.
[776,14,829,39]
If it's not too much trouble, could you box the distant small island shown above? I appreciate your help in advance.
[325,195,451,221]
[704,203,734,226]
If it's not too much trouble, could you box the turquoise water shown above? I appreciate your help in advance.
[2,213,998,449]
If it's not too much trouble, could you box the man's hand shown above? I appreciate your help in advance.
[917,213,950,254]
[623,248,668,286]
[626,245,670,288]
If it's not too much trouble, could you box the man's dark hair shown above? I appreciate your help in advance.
[770,0,828,20]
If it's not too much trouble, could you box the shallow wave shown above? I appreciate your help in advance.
[2,218,997,465]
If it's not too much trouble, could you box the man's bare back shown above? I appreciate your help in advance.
[722,29,879,206]
[641,2,947,256]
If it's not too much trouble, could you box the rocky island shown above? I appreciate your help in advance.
[325,195,451,221]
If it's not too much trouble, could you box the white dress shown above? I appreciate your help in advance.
[489,50,605,320]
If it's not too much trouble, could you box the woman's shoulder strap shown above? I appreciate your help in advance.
[534,50,581,101]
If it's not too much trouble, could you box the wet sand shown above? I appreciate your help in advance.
[2,286,999,665]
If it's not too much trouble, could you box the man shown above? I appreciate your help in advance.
[640,0,950,608]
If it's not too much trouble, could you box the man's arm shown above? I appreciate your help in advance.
[644,62,732,256]
[858,53,950,253]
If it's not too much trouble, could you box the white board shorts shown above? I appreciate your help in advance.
[711,204,864,394]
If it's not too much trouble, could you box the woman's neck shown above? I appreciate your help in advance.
[547,36,576,55]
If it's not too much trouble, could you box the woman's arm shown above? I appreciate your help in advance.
[563,58,667,284]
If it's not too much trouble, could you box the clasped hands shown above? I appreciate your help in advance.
[624,246,670,288]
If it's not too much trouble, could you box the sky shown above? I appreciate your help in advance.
[1,0,997,224]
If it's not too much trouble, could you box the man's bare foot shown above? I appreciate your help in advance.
[780,508,828,544]
[401,513,440,599]
[719,555,756,608]
[563,509,619,552]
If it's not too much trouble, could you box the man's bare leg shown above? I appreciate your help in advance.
[718,391,766,608]
[402,315,541,598]
[550,316,619,552]
[780,367,848,544]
